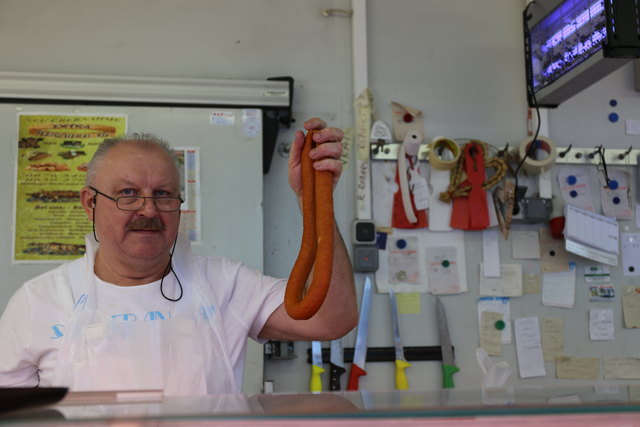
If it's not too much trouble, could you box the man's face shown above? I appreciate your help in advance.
[81,142,181,267]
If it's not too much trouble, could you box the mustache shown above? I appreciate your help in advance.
[126,217,165,231]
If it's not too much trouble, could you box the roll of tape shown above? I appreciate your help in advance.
[519,136,557,174]
[428,137,461,170]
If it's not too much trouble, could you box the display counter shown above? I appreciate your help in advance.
[2,385,640,426]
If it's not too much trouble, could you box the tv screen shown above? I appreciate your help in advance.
[524,0,639,107]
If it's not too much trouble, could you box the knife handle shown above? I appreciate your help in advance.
[442,364,460,389]
[329,363,346,391]
[346,364,367,391]
[394,359,412,390]
[310,365,325,393]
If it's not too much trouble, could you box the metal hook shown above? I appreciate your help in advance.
[497,143,510,158]
[588,146,601,159]
[558,144,572,158]
[618,146,633,160]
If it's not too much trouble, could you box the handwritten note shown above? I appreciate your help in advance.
[541,317,564,362]
[556,356,600,380]
[622,285,640,328]
[480,311,503,356]
[478,297,512,344]
[604,357,640,379]
[479,264,522,297]
[514,317,546,378]
[589,309,615,341]
[542,263,576,308]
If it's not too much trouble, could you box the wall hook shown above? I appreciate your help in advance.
[618,146,633,160]
[558,144,572,158]
[588,146,601,159]
[277,142,290,158]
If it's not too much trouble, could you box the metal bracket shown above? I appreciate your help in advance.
[369,142,640,166]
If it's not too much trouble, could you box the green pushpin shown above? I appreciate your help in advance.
[495,320,506,330]
[441,260,450,268]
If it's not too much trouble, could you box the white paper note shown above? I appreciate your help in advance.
[557,166,595,211]
[511,230,541,259]
[589,309,615,341]
[542,263,576,308]
[482,229,501,277]
[514,317,546,379]
[479,264,522,297]
[478,297,512,344]
[425,246,460,294]
[621,233,640,277]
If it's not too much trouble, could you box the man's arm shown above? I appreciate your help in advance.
[259,118,358,341]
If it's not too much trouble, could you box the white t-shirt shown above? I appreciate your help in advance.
[0,254,286,391]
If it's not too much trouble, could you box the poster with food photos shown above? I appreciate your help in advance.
[13,114,127,262]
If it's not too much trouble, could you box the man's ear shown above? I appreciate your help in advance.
[79,186,96,219]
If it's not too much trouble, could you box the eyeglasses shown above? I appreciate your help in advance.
[89,186,183,212]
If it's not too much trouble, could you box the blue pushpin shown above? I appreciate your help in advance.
[567,175,577,185]
[613,196,621,204]
[609,112,619,123]
[570,190,578,198]
[610,99,618,107]
[396,239,407,249]
[608,180,619,190]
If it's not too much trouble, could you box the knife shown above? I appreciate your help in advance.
[436,296,459,388]
[329,338,345,390]
[310,340,325,393]
[347,275,373,391]
[388,288,411,390]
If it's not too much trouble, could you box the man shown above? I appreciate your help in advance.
[0,118,357,395]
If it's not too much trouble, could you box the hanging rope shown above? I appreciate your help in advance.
[439,140,508,203]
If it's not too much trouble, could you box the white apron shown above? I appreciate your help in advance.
[53,234,237,395]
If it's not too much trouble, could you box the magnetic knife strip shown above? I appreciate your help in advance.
[305,346,453,364]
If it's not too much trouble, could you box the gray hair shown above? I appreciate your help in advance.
[85,132,181,186]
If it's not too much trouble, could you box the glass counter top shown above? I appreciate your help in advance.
[2,385,640,425]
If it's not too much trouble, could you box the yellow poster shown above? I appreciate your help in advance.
[14,114,127,262]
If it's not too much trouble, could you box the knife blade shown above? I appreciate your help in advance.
[310,340,325,393]
[388,288,411,390]
[329,338,345,390]
[347,275,373,391]
[436,296,459,388]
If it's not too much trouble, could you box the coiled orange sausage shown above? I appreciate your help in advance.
[284,130,335,320]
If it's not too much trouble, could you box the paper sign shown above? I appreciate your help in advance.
[482,229,501,277]
[480,311,503,356]
[541,317,564,362]
[556,356,600,380]
[511,230,541,259]
[621,233,640,276]
[539,228,570,273]
[479,264,523,297]
[557,166,595,211]
[478,297,512,344]
[604,357,640,379]
[589,309,615,341]
[425,246,460,294]
[542,263,576,308]
[622,285,640,328]
[397,292,421,314]
[514,317,546,378]
[523,273,542,294]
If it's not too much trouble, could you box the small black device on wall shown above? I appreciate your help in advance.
[352,220,379,273]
